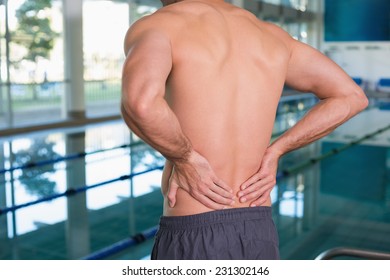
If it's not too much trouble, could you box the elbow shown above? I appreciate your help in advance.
[350,87,369,114]
[333,87,368,124]
[121,96,151,121]
[359,92,369,111]
[122,84,161,122]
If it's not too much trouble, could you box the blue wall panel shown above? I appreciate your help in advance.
[325,0,390,41]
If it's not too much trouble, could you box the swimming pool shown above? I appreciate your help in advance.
[0,94,389,260]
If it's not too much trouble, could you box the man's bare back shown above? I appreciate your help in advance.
[121,0,368,217]
[154,1,289,215]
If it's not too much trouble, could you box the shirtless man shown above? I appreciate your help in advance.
[121,0,368,259]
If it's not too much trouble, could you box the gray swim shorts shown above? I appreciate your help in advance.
[151,206,280,260]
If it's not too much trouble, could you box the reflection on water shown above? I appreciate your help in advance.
[14,138,60,198]
[131,145,165,171]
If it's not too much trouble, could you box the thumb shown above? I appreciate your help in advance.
[167,179,179,208]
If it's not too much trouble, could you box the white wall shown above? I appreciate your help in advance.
[322,43,390,91]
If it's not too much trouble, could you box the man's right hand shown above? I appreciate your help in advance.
[167,151,235,209]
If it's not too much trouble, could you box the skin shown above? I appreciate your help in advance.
[121,0,368,216]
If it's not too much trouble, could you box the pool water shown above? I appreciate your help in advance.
[0,95,389,260]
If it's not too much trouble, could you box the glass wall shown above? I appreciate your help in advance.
[83,0,128,118]
[0,0,320,130]
[0,0,64,129]
[282,22,309,44]
[263,0,314,11]
[0,3,7,128]
[82,0,161,118]
[282,0,308,11]
[0,0,161,129]
[258,0,321,46]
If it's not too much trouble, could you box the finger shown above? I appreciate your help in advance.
[239,185,267,203]
[206,187,235,205]
[250,189,272,207]
[212,175,233,193]
[193,192,230,210]
[210,182,234,199]
[167,180,179,208]
[240,172,266,190]
[239,181,276,203]
[238,177,275,198]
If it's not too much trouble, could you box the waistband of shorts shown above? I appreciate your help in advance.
[158,206,272,230]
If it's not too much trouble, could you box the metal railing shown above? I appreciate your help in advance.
[315,247,390,260]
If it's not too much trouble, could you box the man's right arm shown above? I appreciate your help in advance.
[238,27,369,206]
[121,18,234,209]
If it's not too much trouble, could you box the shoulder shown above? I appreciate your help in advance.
[262,21,294,44]
[123,14,167,55]
[123,8,186,55]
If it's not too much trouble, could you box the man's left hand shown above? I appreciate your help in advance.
[238,148,280,207]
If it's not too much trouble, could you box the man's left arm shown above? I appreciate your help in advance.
[236,25,368,206]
